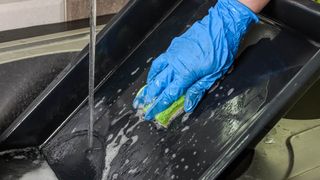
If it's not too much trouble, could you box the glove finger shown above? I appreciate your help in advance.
[147,54,169,83]
[184,74,219,112]
[144,66,174,105]
[133,66,174,108]
[133,86,147,109]
[145,77,188,121]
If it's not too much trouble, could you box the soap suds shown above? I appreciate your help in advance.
[107,134,114,141]
[181,126,190,132]
[102,118,141,180]
[95,97,105,108]
[19,162,58,180]
[146,57,153,63]
[142,157,149,164]
[227,88,235,96]
[182,113,191,123]
[131,67,140,75]
[128,168,138,174]
[112,173,119,180]
[209,111,215,119]
[13,155,27,160]
[118,107,126,115]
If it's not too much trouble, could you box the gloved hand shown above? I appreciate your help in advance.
[133,0,259,121]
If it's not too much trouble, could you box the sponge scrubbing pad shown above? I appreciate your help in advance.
[137,86,185,128]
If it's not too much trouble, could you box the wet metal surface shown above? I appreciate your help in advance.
[0,0,317,179]
[43,19,318,180]
[0,53,77,134]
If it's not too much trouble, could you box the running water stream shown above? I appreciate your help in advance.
[88,0,97,150]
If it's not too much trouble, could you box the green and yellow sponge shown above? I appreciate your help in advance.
[137,87,185,128]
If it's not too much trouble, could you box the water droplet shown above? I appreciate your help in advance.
[131,67,140,76]
[209,111,215,119]
[184,165,189,170]
[112,173,119,180]
[181,158,185,162]
[165,148,169,153]
[227,88,235,96]
[181,126,190,132]
[182,113,191,123]
[142,157,149,164]
[146,57,153,63]
[172,154,176,158]
[128,168,138,174]
[193,151,197,155]
[117,89,122,93]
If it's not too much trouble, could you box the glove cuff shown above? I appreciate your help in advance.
[217,0,259,25]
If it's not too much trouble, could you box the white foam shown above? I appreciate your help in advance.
[181,113,191,123]
[107,134,114,141]
[131,67,140,76]
[19,162,58,180]
[142,157,149,164]
[102,119,142,179]
[227,88,235,96]
[118,107,126,115]
[102,122,130,180]
[128,167,138,174]
[181,126,190,132]
[146,57,153,63]
[13,155,27,160]
[202,121,208,127]
[112,173,119,180]
[131,135,139,145]
[95,97,106,108]
[0,147,35,156]
[209,111,215,119]
[111,110,132,126]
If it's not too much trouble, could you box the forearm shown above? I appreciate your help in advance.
[239,0,270,13]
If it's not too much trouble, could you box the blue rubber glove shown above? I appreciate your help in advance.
[133,0,259,121]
